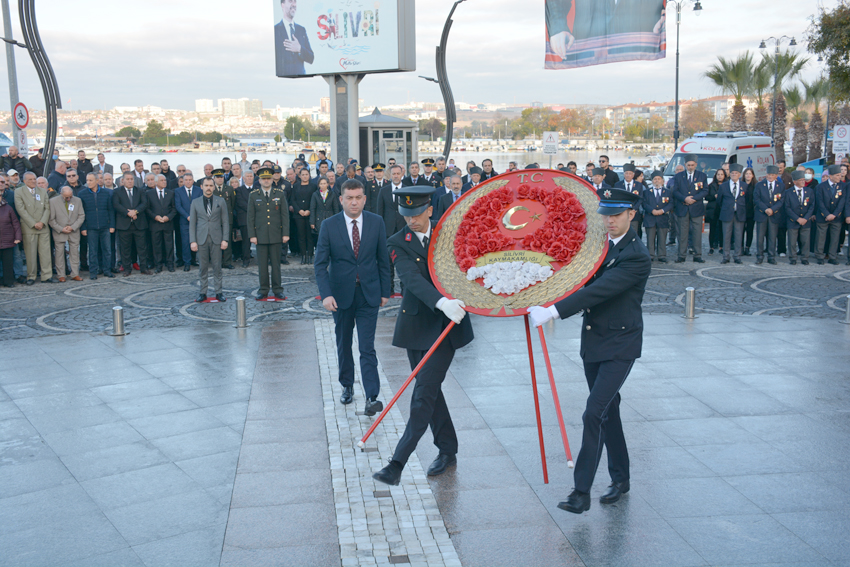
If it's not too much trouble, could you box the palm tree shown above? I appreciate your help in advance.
[751,61,772,135]
[703,52,755,131]
[761,49,810,160]
[804,77,829,160]
[785,85,807,165]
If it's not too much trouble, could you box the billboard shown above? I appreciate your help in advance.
[273,0,415,78]
[544,0,666,70]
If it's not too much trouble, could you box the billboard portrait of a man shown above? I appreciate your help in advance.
[545,0,665,70]
[274,0,315,76]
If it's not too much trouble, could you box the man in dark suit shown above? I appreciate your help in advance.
[372,186,474,486]
[461,166,483,193]
[376,165,407,291]
[234,171,255,267]
[672,154,709,263]
[784,170,815,265]
[434,173,467,219]
[314,178,392,415]
[717,164,748,264]
[642,171,673,262]
[814,164,846,265]
[175,172,201,271]
[614,164,643,233]
[146,174,177,272]
[274,0,314,76]
[113,172,151,276]
[189,177,229,302]
[589,167,611,193]
[403,162,429,187]
[528,188,651,514]
[753,165,785,265]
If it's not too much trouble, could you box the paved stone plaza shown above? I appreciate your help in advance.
[0,256,849,566]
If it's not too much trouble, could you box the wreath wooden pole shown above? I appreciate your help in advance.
[537,326,574,468]
[524,315,549,484]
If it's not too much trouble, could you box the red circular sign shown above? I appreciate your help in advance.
[13,103,28,129]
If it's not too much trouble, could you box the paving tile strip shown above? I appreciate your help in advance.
[314,319,461,567]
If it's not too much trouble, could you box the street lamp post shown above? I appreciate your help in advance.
[668,1,702,153]
[759,35,797,141]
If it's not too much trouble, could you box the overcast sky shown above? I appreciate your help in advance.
[0,0,835,112]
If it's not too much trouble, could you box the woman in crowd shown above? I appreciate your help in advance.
[706,168,726,255]
[0,191,22,287]
[742,167,757,255]
[290,167,316,264]
[310,176,341,241]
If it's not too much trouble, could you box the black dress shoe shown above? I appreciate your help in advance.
[340,386,353,405]
[768,259,777,265]
[167,266,175,272]
[817,259,825,265]
[790,260,797,265]
[756,258,763,264]
[223,264,234,269]
[140,270,153,275]
[256,293,267,300]
[104,272,115,278]
[42,277,57,283]
[693,257,705,263]
[557,489,591,514]
[16,276,26,284]
[26,279,34,285]
[675,258,686,263]
[155,267,163,273]
[720,259,730,264]
[281,257,289,265]
[195,294,207,302]
[658,258,667,263]
[90,275,97,280]
[734,258,742,264]
[176,261,184,267]
[828,259,839,265]
[373,460,403,486]
[215,294,226,302]
[364,397,383,416]
[801,260,809,265]
[183,265,191,272]
[191,260,199,266]
[599,480,630,504]
[427,454,457,476]
[242,260,250,268]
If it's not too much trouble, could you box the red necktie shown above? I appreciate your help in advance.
[352,219,360,259]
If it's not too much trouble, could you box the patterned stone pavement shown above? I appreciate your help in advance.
[1,249,849,342]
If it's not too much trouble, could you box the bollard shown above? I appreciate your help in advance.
[109,306,128,336]
[683,287,697,320]
[234,296,249,328]
[843,295,850,325]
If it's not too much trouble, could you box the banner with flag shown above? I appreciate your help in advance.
[545,0,666,70]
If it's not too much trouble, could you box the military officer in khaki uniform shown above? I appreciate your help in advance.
[211,168,236,269]
[248,167,290,300]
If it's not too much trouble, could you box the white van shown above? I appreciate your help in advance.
[663,131,776,182]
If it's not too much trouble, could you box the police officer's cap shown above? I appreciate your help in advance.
[421,158,436,166]
[273,165,282,174]
[393,186,435,217]
[468,166,483,175]
[651,170,664,179]
[684,154,698,164]
[791,170,807,181]
[623,163,636,173]
[827,164,842,175]
[258,167,275,179]
[597,188,641,216]
[729,163,744,173]
[372,163,386,171]
[211,168,225,177]
[765,165,779,175]
[591,167,606,177]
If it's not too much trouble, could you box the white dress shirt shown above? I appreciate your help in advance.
[344,212,363,250]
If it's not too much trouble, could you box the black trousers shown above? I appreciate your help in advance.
[0,247,13,286]
[173,219,183,265]
[294,216,311,255]
[574,358,634,493]
[744,218,755,249]
[333,285,380,399]
[392,337,457,466]
[118,229,148,273]
[256,242,282,295]
[150,228,174,268]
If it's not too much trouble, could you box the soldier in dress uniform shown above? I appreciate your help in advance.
[614,164,643,233]
[211,168,236,269]
[717,163,748,264]
[421,158,443,189]
[365,163,388,214]
[784,170,815,265]
[372,186,474,486]
[814,164,846,265]
[528,188,651,514]
[753,165,785,265]
[247,167,290,299]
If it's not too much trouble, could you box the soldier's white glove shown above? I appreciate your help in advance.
[527,305,558,328]
[437,298,467,324]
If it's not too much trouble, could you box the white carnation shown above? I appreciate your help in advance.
[465,261,554,295]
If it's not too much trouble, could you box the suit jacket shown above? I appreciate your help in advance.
[614,180,645,220]
[365,178,389,214]
[14,185,51,234]
[754,179,786,224]
[189,195,229,245]
[554,228,651,363]
[375,184,406,236]
[435,190,468,219]
[145,188,177,231]
[314,212,391,311]
[175,185,202,225]
[672,170,709,217]
[48,196,85,240]
[92,162,113,176]
[112,185,149,231]
[815,181,846,222]
[784,186,816,228]
[641,186,673,228]
[716,180,748,223]
[387,222,474,351]
[274,20,315,76]
[234,184,253,227]
[402,176,430,188]
[132,171,148,190]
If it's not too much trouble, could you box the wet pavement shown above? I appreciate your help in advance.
[0,310,849,566]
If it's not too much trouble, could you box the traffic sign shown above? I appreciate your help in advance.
[542,132,559,155]
[13,103,29,129]
[16,129,27,151]
[833,125,850,155]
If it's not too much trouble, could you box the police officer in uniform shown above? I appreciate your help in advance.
[211,168,236,269]
[365,163,388,214]
[528,188,651,514]
[248,167,290,299]
[372,186,474,486]
[421,158,443,189]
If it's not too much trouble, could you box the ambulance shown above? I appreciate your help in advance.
[663,131,776,182]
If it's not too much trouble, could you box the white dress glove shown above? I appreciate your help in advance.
[437,298,467,324]
[527,305,556,328]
